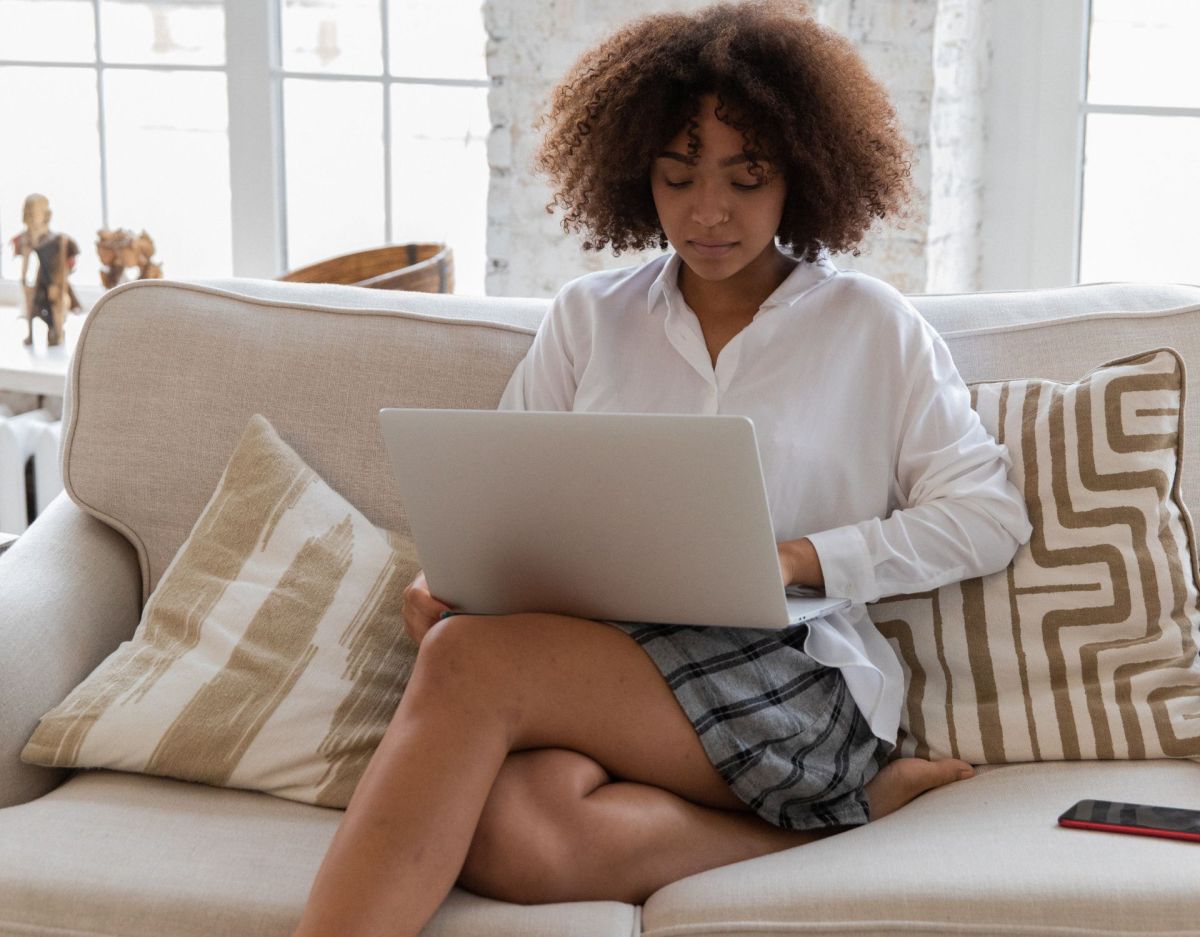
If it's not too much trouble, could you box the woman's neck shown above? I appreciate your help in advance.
[677,243,798,320]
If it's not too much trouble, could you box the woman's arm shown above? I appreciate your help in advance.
[497,286,579,412]
[803,328,1033,605]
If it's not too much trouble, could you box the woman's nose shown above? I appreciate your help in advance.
[690,180,730,227]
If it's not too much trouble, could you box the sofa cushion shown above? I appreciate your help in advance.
[60,277,546,606]
[640,758,1200,937]
[915,282,1200,511]
[0,770,638,937]
[22,414,423,808]
[868,348,1200,764]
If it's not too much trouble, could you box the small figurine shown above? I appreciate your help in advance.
[8,194,82,347]
[96,227,164,289]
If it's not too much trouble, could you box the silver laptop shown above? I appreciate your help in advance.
[378,409,851,630]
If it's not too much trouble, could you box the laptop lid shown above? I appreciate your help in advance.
[379,409,849,630]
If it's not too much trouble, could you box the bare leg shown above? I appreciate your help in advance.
[458,749,831,905]
[292,613,973,936]
[292,672,510,936]
[291,613,785,936]
[457,746,972,906]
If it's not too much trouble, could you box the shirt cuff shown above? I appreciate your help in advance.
[805,523,878,604]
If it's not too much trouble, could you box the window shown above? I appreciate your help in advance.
[0,0,232,289]
[1079,0,1200,284]
[983,0,1200,289]
[279,0,489,290]
[0,0,489,299]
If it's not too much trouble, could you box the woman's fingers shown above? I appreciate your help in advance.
[403,569,454,647]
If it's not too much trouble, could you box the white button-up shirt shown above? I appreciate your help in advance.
[497,249,1033,745]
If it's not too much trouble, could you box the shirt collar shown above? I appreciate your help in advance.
[645,251,681,316]
[645,248,839,316]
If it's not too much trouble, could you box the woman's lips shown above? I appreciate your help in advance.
[689,241,737,258]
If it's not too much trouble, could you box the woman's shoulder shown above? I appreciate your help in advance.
[821,265,934,340]
[551,253,671,313]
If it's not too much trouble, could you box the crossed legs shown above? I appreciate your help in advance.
[291,613,972,936]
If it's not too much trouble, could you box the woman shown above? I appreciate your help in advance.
[292,3,1032,934]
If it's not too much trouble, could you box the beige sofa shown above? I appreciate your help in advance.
[1,274,1199,937]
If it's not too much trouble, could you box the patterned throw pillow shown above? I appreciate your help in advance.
[21,413,421,807]
[868,348,1200,764]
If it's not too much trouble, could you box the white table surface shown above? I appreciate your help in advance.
[0,302,86,397]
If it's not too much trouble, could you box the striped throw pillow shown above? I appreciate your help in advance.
[868,348,1200,763]
[21,413,421,807]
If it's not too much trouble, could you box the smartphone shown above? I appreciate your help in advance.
[1058,799,1200,843]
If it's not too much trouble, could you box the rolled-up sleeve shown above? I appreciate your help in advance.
[497,289,577,413]
[807,327,1033,604]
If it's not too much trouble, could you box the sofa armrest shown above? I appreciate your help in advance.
[0,491,142,808]
[0,532,16,556]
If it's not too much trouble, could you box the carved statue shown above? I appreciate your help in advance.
[7,194,82,347]
[96,227,164,289]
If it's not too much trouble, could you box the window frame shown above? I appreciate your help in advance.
[981,0,1089,290]
[982,0,1200,289]
[0,0,489,306]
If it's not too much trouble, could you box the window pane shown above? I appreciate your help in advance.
[284,78,385,268]
[388,0,486,80]
[1079,113,1200,284]
[0,0,93,62]
[282,0,381,76]
[0,0,95,63]
[1087,0,1200,108]
[99,0,224,66]
[0,67,102,284]
[390,84,488,295]
[104,69,232,278]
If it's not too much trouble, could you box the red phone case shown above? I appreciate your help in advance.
[1058,817,1200,843]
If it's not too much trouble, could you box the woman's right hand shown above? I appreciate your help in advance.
[402,569,455,647]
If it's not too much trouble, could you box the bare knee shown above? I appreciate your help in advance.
[459,749,608,904]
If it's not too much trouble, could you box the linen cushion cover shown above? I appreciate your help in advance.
[868,348,1200,763]
[20,413,421,808]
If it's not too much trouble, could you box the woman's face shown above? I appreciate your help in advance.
[650,94,787,282]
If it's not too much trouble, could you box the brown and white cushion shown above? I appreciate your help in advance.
[868,348,1200,763]
[21,413,422,807]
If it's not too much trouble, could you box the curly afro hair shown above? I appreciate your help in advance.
[532,0,913,261]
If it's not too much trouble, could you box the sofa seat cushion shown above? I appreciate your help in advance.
[642,759,1200,937]
[0,770,638,937]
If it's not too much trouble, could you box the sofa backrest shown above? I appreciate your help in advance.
[60,275,1200,606]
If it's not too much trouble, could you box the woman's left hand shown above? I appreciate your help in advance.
[778,538,825,590]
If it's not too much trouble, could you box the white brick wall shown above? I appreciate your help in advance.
[484,0,993,298]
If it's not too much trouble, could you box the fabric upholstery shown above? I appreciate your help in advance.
[59,277,545,606]
[5,274,1200,936]
[641,757,1200,937]
[0,770,640,937]
[868,348,1200,763]
[0,491,142,809]
[22,414,423,808]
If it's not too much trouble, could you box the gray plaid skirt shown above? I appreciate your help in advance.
[602,619,895,832]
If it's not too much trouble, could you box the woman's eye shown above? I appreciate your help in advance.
[664,180,766,190]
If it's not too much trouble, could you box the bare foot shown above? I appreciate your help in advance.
[864,757,975,821]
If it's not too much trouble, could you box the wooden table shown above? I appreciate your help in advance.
[0,302,85,399]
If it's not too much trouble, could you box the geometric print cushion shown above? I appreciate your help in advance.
[868,348,1200,764]
[20,413,422,808]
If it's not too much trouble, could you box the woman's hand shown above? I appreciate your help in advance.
[778,538,825,591]
[402,569,455,647]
